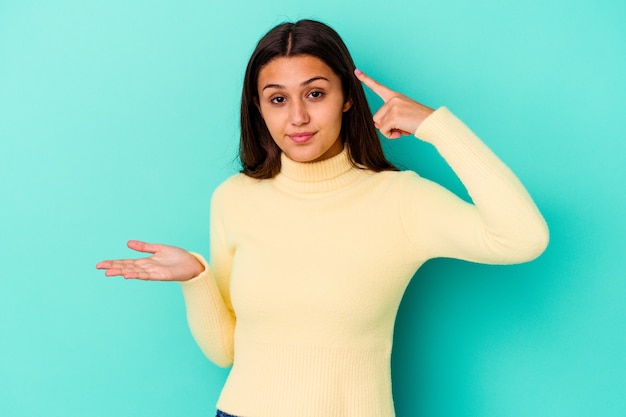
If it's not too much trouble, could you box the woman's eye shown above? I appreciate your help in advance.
[309,91,324,99]
[270,96,285,104]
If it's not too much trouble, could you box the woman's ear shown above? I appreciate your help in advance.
[343,98,352,112]
[253,96,262,114]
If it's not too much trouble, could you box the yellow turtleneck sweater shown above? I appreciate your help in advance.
[180,107,549,417]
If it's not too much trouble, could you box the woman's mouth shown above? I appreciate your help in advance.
[288,132,316,144]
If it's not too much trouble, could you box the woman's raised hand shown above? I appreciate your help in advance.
[96,240,205,281]
[355,69,435,139]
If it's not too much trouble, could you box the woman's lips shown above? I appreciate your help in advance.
[288,132,315,144]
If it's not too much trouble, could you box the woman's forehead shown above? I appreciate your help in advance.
[258,56,339,89]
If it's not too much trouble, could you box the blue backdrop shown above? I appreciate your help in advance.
[1,0,624,416]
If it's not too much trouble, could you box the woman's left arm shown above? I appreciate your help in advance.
[356,69,549,264]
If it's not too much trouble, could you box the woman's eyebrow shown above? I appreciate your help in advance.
[301,76,330,86]
[262,76,330,91]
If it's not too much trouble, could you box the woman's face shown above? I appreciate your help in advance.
[256,55,351,163]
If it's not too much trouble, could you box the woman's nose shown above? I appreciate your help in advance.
[289,100,310,126]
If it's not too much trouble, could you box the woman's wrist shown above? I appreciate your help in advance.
[183,252,207,281]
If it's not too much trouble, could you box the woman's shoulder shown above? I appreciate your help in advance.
[210,172,265,205]
[213,173,259,195]
[369,167,421,183]
[349,168,426,199]
[218,172,260,188]
[368,168,443,197]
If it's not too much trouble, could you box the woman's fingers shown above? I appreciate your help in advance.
[354,69,396,102]
[96,255,176,280]
[356,68,417,138]
[120,270,153,280]
[373,102,412,139]
[355,67,435,138]
[96,260,111,269]
[389,129,411,139]
[356,68,435,138]
[127,240,160,253]
[96,258,139,269]
[104,268,127,277]
[96,259,141,276]
[97,257,150,277]
[99,262,158,279]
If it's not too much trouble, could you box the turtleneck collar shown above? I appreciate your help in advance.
[274,148,368,193]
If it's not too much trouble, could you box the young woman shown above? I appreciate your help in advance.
[97,19,549,417]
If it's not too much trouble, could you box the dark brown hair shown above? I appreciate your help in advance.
[240,19,397,178]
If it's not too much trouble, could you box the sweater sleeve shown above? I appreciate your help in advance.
[399,107,549,264]
[179,186,235,367]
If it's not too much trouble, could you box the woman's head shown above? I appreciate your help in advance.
[240,19,397,178]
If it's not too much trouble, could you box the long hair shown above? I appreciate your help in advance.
[240,19,397,178]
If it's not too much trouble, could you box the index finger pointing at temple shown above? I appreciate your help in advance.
[354,69,395,102]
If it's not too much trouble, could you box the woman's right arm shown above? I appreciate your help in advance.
[96,189,236,367]
[179,188,236,368]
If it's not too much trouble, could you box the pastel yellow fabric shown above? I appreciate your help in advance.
[180,107,549,417]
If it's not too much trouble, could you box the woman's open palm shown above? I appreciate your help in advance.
[96,240,204,281]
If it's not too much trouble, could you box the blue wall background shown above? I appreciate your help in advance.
[1,0,624,416]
